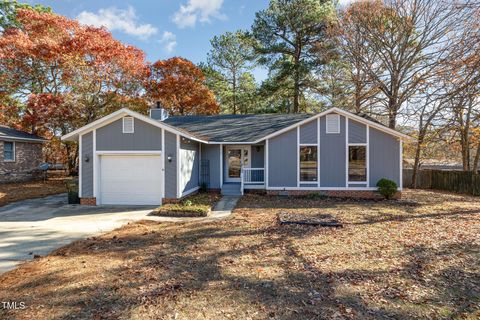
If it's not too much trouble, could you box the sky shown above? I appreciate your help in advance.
[24,0,353,82]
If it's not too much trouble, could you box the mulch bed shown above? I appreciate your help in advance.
[278,212,343,227]
[150,192,221,218]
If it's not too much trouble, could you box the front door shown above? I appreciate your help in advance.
[225,146,250,182]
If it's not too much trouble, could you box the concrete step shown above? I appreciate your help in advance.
[221,184,242,196]
[221,190,242,196]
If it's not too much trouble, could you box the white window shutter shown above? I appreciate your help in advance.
[326,114,340,134]
[123,117,134,133]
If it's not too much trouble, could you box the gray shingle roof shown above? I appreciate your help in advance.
[163,113,312,142]
[0,125,45,142]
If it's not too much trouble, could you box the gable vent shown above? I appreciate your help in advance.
[326,114,340,134]
[123,117,134,133]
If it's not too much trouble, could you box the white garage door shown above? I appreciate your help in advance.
[100,155,162,205]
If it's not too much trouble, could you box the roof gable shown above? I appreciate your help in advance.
[61,108,205,142]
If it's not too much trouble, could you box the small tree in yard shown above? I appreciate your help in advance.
[377,178,398,200]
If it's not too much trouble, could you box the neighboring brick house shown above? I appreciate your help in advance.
[0,126,46,183]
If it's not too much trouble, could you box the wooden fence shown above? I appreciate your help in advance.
[403,169,480,196]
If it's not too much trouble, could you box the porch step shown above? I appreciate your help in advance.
[221,184,242,196]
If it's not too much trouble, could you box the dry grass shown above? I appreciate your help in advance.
[0,176,68,207]
[0,189,479,319]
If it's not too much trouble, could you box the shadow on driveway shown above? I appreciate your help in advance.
[0,194,156,274]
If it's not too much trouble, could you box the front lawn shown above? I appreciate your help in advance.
[0,176,68,207]
[0,189,479,319]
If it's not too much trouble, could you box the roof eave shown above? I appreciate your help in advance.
[61,108,208,143]
[0,136,47,143]
[253,107,413,143]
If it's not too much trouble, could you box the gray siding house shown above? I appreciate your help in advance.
[62,107,410,205]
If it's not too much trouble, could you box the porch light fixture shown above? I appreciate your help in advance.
[167,155,173,162]
[84,154,90,163]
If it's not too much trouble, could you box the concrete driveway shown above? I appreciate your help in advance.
[0,194,155,274]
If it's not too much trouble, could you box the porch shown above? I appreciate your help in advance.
[220,144,265,196]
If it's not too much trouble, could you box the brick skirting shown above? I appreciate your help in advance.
[80,197,97,205]
[266,190,402,199]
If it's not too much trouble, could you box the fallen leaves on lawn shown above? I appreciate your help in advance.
[0,189,479,319]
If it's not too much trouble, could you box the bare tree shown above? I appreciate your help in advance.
[338,0,468,129]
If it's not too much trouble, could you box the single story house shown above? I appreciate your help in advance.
[61,106,411,205]
[0,125,46,183]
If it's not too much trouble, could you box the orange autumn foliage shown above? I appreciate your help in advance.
[146,57,219,116]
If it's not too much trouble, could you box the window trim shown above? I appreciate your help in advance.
[122,117,135,134]
[299,144,318,183]
[326,114,340,134]
[3,141,15,162]
[347,144,367,184]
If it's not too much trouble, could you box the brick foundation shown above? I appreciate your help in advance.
[80,197,97,205]
[266,190,402,199]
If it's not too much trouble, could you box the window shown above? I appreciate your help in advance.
[348,146,366,182]
[299,146,317,182]
[123,117,134,133]
[326,114,340,134]
[3,141,15,161]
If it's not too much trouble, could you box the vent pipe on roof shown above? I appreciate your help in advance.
[150,101,169,121]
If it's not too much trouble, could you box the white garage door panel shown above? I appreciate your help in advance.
[100,155,162,205]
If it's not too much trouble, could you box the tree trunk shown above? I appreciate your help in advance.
[232,74,237,115]
[473,143,480,174]
[388,96,397,129]
[354,81,361,113]
[293,42,301,113]
[412,130,426,189]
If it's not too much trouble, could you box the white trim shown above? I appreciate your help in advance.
[265,139,269,188]
[347,145,368,185]
[207,141,259,145]
[366,126,370,187]
[182,186,200,198]
[296,127,300,187]
[326,114,341,134]
[244,184,265,189]
[0,136,46,142]
[122,117,134,133]
[254,107,412,143]
[345,117,349,187]
[2,141,15,162]
[224,145,251,183]
[399,140,403,190]
[92,130,97,202]
[61,108,206,144]
[198,142,202,186]
[219,144,223,187]
[95,150,162,155]
[176,134,180,198]
[78,133,83,198]
[266,187,378,191]
[317,117,320,188]
[298,145,319,184]
[348,142,367,146]
[161,128,165,202]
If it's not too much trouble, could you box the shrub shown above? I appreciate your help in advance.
[376,178,398,199]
